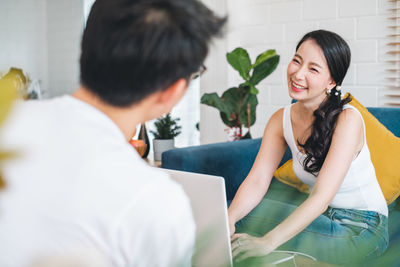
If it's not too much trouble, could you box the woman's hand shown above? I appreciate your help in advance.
[228,217,236,237]
[231,233,276,262]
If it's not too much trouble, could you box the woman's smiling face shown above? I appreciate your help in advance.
[287,39,336,106]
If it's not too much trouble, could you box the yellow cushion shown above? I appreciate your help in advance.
[274,159,309,194]
[273,94,400,204]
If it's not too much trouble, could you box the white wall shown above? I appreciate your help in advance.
[0,0,48,95]
[199,0,229,144]
[46,0,84,97]
[0,0,84,98]
[200,0,390,144]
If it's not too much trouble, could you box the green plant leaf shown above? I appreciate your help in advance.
[250,85,259,95]
[0,75,17,191]
[201,48,280,137]
[249,55,280,86]
[0,171,5,190]
[201,93,231,114]
[201,92,236,127]
[238,93,258,128]
[0,78,17,127]
[149,113,181,139]
[219,87,244,128]
[252,49,276,68]
[226,48,252,81]
[0,151,17,161]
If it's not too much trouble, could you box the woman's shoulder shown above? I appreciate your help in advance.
[334,107,364,143]
[269,103,293,123]
[337,106,363,127]
[258,108,284,139]
[267,107,286,128]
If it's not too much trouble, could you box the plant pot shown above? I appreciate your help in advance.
[153,139,175,161]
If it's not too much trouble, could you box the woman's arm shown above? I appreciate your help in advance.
[232,108,364,260]
[228,109,288,235]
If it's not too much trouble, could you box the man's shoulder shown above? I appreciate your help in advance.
[10,96,66,115]
[81,152,183,199]
[3,96,71,134]
[87,150,170,182]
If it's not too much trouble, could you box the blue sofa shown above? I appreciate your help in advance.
[162,107,400,265]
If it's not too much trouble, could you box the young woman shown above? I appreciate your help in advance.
[228,30,388,265]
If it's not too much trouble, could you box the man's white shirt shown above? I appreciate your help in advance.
[0,96,195,267]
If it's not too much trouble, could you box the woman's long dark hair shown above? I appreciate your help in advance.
[296,30,352,175]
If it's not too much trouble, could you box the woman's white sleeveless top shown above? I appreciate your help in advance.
[282,104,388,216]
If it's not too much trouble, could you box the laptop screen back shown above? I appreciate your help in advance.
[163,169,233,267]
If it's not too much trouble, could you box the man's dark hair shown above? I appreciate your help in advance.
[80,0,226,107]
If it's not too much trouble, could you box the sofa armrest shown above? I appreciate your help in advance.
[161,138,292,200]
[368,107,400,137]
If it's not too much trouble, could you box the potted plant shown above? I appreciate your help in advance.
[150,113,182,161]
[0,72,18,190]
[1,67,42,100]
[201,47,279,140]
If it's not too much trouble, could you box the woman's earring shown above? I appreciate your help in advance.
[335,85,341,96]
[326,89,331,95]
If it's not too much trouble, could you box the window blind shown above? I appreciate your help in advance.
[385,0,400,106]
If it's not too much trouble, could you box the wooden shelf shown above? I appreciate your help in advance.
[143,153,162,168]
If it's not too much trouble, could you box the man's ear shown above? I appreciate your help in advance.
[157,78,188,112]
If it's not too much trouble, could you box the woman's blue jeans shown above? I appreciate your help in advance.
[235,194,389,265]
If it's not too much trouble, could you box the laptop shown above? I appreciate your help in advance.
[163,169,233,267]
[163,169,317,267]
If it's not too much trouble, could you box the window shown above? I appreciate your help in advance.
[169,78,201,147]
[385,0,400,106]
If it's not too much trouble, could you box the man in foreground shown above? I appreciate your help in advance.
[0,0,225,266]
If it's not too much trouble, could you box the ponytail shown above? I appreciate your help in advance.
[298,87,352,174]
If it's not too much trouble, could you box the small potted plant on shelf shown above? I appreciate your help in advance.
[150,113,181,161]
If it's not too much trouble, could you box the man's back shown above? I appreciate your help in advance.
[0,96,195,266]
